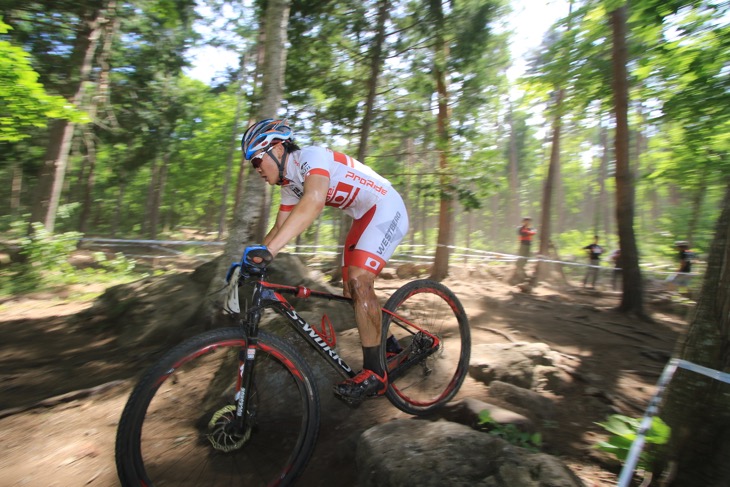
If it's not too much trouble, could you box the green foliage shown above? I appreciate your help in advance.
[94,251,138,274]
[0,222,139,296]
[0,18,81,142]
[16,222,81,288]
[0,0,726,274]
[594,414,671,471]
[477,409,542,452]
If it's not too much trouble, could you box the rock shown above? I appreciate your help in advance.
[469,342,565,390]
[395,262,431,279]
[396,263,418,279]
[77,252,356,347]
[533,364,575,394]
[68,250,103,270]
[357,419,585,486]
[487,381,555,419]
[73,252,367,424]
[439,397,534,432]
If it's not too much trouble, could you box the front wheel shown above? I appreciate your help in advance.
[115,327,320,486]
[382,279,471,415]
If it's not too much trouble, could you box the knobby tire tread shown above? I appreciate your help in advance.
[115,327,320,487]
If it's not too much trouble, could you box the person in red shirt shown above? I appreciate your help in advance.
[516,217,536,270]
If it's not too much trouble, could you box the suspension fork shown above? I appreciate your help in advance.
[233,280,264,429]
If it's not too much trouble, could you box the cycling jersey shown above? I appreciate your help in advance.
[279,146,408,275]
[281,146,392,220]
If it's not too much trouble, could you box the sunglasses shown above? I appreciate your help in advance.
[250,146,275,169]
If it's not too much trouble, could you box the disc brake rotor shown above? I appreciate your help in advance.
[206,405,251,452]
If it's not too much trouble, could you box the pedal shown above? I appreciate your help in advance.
[332,389,364,408]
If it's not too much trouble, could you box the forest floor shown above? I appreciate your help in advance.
[0,258,691,487]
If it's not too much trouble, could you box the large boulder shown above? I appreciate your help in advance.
[357,419,585,486]
[470,342,573,393]
[76,253,355,349]
[76,252,362,418]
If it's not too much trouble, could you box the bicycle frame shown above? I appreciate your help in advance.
[227,265,442,433]
[247,279,357,379]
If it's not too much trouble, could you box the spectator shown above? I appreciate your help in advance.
[673,241,693,290]
[516,217,536,271]
[582,235,603,289]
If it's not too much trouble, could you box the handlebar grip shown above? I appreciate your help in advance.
[242,245,274,272]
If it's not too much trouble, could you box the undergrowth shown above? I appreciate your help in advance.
[0,223,145,297]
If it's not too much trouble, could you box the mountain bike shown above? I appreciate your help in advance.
[115,246,471,486]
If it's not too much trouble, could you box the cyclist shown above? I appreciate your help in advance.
[240,119,410,403]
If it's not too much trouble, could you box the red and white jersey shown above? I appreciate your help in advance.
[280,146,392,220]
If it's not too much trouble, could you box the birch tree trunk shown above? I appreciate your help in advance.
[254,0,291,242]
[201,0,291,327]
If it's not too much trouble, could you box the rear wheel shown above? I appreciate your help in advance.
[115,327,320,486]
[382,279,471,415]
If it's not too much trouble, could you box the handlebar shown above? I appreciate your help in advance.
[224,245,274,285]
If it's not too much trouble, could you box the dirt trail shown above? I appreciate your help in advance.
[0,269,687,486]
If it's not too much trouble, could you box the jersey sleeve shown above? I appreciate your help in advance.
[279,184,298,212]
[298,146,332,180]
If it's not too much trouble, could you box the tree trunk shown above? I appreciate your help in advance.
[218,55,246,240]
[357,0,389,162]
[254,0,291,243]
[599,119,612,242]
[507,104,521,226]
[202,0,290,327]
[29,3,107,233]
[656,181,730,486]
[329,0,390,284]
[79,1,117,235]
[429,1,452,282]
[10,163,23,217]
[404,137,415,248]
[687,164,709,244]
[112,180,125,238]
[610,6,645,316]
[531,88,564,286]
[78,125,96,234]
[149,153,169,240]
[142,158,158,236]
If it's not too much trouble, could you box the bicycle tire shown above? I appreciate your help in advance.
[115,327,320,487]
[382,279,471,415]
